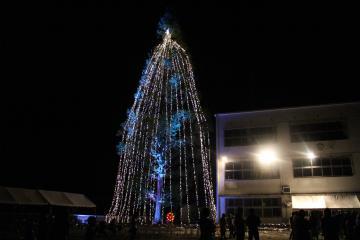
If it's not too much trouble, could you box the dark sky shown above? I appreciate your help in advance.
[1,2,358,213]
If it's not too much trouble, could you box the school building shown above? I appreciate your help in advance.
[215,102,360,222]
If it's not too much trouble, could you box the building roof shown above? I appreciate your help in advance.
[0,186,96,208]
[215,102,360,117]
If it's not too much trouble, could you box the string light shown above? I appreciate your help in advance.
[106,19,215,224]
[166,212,175,223]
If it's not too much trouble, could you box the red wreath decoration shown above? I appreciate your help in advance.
[166,212,175,223]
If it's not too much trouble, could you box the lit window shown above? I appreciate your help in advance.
[292,155,352,178]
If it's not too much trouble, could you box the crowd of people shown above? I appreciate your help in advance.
[199,207,360,240]
[15,209,71,240]
[11,207,360,240]
[18,213,133,240]
[199,207,260,240]
[289,208,360,240]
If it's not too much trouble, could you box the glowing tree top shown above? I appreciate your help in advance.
[106,16,215,224]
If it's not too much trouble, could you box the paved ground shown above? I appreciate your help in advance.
[70,229,291,240]
[258,230,290,240]
[137,231,290,240]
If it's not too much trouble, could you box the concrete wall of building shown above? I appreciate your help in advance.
[218,195,291,223]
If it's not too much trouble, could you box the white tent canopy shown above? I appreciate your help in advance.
[8,187,47,205]
[292,194,360,209]
[0,186,15,204]
[39,190,75,207]
[0,186,95,208]
[64,192,96,208]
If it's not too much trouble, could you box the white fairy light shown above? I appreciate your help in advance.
[106,25,215,224]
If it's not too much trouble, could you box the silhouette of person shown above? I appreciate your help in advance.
[117,221,123,234]
[38,212,51,240]
[294,209,310,240]
[53,208,69,240]
[334,211,345,239]
[199,207,215,240]
[235,208,245,240]
[108,219,117,236]
[220,214,227,239]
[84,216,96,240]
[129,215,137,240]
[246,208,260,240]
[97,221,110,239]
[228,213,235,238]
[354,212,360,239]
[322,208,339,240]
[289,211,297,240]
[309,211,321,240]
[24,218,36,240]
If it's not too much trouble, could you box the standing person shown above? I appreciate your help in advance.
[38,212,51,240]
[84,216,96,240]
[108,219,117,237]
[294,210,310,240]
[199,207,216,240]
[129,215,137,240]
[24,218,36,240]
[335,212,345,239]
[289,212,297,240]
[322,208,339,240]
[53,208,69,240]
[246,209,260,240]
[229,214,235,239]
[235,208,245,240]
[309,211,321,240]
[117,221,123,235]
[354,212,360,239]
[97,221,110,240]
[220,214,227,239]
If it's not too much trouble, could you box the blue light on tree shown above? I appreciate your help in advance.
[169,74,181,88]
[163,58,172,69]
[107,16,215,224]
[116,142,125,156]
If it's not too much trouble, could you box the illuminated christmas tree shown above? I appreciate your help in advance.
[106,16,215,224]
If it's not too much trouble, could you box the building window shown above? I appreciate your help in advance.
[224,127,276,147]
[293,155,353,178]
[225,160,279,180]
[290,121,347,142]
[226,198,282,218]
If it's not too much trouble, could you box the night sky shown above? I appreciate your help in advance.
[1,2,358,213]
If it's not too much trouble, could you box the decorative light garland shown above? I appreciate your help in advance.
[166,212,175,223]
[106,17,216,224]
